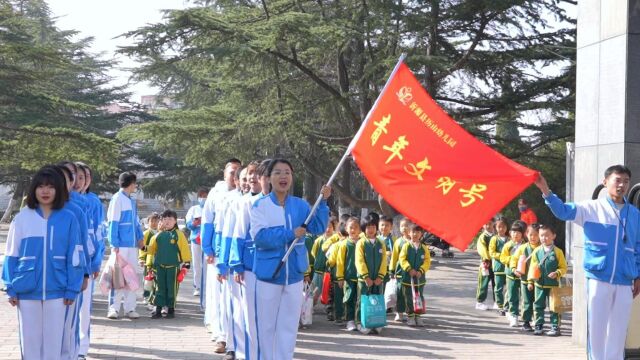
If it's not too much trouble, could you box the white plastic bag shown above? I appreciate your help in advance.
[300,283,315,326]
[384,278,397,310]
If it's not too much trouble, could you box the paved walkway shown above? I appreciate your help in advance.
[0,229,586,359]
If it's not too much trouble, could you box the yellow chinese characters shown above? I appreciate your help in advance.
[436,177,456,195]
[382,135,409,164]
[459,184,488,207]
[404,158,432,181]
[371,114,391,146]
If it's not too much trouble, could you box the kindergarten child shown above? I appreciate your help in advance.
[390,217,412,322]
[146,210,192,319]
[489,216,509,314]
[399,223,431,327]
[475,218,495,311]
[336,216,361,331]
[511,223,541,332]
[355,214,387,334]
[527,224,567,336]
[311,216,338,305]
[324,218,348,323]
[500,220,527,327]
[139,213,160,304]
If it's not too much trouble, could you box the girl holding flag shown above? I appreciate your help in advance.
[250,158,331,360]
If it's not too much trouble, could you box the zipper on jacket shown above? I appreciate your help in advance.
[50,226,54,251]
[43,223,50,300]
[610,216,621,283]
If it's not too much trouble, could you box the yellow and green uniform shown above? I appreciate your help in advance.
[390,236,410,313]
[310,234,330,293]
[325,238,343,321]
[501,239,525,317]
[146,228,191,308]
[139,229,157,299]
[379,233,395,281]
[336,238,359,322]
[528,245,567,328]
[399,242,431,317]
[475,231,494,303]
[489,235,508,309]
[355,236,387,310]
[510,242,540,323]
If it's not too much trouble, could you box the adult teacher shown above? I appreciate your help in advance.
[250,158,331,360]
[534,165,640,360]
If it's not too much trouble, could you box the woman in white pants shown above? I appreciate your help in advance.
[250,159,331,360]
[2,166,85,360]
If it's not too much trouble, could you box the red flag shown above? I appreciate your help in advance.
[351,62,538,251]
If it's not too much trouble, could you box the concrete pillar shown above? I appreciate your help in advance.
[574,0,640,353]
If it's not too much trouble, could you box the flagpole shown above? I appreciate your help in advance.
[272,53,407,279]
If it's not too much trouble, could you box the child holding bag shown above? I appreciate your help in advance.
[355,214,387,334]
[399,223,431,327]
[527,224,567,336]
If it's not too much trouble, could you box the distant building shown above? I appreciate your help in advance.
[101,102,133,114]
[140,95,182,113]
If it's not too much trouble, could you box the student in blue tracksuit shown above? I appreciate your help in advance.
[3,166,85,360]
[106,172,144,320]
[201,158,241,354]
[186,187,209,297]
[56,164,92,360]
[76,163,105,359]
[535,165,640,360]
[250,159,331,360]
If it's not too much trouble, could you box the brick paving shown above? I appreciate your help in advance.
[0,226,586,359]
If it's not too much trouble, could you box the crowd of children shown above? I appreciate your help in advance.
[475,216,567,336]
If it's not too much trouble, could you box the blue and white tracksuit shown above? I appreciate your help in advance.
[186,201,204,293]
[201,181,233,341]
[2,206,85,360]
[78,192,105,357]
[229,192,265,360]
[106,189,143,314]
[544,192,640,360]
[250,192,329,360]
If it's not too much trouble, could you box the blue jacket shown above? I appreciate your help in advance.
[106,190,143,248]
[545,192,640,285]
[229,193,265,273]
[67,192,91,275]
[85,192,105,273]
[216,189,243,274]
[250,192,329,285]
[2,207,85,300]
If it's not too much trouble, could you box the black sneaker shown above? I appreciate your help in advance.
[223,351,236,360]
[533,325,543,336]
[546,327,560,337]
[521,322,533,332]
[150,307,162,319]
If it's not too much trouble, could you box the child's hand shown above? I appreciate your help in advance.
[365,278,373,287]
[548,271,558,279]
[304,275,311,284]
[514,270,521,277]
[527,284,533,291]
[338,280,344,288]
[183,262,191,270]
[374,278,383,286]
[8,297,18,306]
[138,260,145,266]
[409,269,417,277]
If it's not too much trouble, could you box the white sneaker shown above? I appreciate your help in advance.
[475,302,488,311]
[357,324,371,334]
[402,314,408,323]
[205,323,213,333]
[161,306,168,315]
[126,311,140,319]
[107,310,119,319]
[193,289,200,296]
[147,304,155,311]
[416,317,425,327]
[142,298,148,305]
[346,320,356,331]
[509,315,518,327]
[492,302,500,310]
[407,317,417,327]
[394,313,401,322]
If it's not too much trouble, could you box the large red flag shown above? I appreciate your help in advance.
[350,62,538,251]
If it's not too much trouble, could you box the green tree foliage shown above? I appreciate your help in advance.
[119,0,575,217]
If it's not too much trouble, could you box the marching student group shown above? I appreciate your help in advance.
[2,159,640,360]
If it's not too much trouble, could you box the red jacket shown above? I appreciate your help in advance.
[520,208,538,225]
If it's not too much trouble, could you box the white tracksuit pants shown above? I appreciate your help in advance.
[78,278,94,356]
[587,278,634,360]
[61,291,81,359]
[255,280,304,360]
[200,251,208,313]
[18,298,67,360]
[107,248,140,314]
[227,275,245,356]
[206,260,226,342]
[191,242,202,292]
[241,271,258,360]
